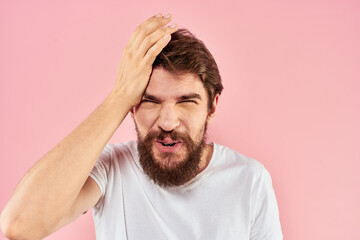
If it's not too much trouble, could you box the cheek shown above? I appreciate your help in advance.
[179,108,208,132]
[134,108,159,131]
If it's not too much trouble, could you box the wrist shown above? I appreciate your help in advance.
[107,89,134,112]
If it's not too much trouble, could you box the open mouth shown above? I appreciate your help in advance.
[155,139,183,153]
[160,142,177,147]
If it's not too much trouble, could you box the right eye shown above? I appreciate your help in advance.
[141,99,158,104]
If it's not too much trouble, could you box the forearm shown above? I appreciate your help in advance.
[0,92,130,236]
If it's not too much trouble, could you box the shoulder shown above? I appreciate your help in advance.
[212,143,267,179]
[96,141,138,167]
[108,140,137,156]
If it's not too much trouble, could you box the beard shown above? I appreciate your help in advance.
[136,123,207,188]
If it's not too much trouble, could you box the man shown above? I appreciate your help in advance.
[0,14,283,239]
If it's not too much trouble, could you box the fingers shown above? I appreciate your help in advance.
[129,13,174,51]
[114,14,177,107]
[143,33,172,65]
[137,24,178,58]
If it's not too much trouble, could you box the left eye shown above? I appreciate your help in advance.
[179,100,197,104]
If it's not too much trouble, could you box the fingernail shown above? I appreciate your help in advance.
[163,34,170,40]
[169,24,177,29]
[155,13,162,18]
[163,13,171,19]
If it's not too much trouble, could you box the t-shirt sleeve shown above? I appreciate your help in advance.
[89,144,113,210]
[250,166,283,240]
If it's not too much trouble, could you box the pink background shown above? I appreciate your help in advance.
[1,0,359,239]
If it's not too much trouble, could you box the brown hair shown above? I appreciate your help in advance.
[153,28,223,110]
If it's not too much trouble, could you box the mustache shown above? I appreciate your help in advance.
[155,130,185,141]
[143,129,193,149]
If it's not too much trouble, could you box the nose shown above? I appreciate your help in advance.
[156,104,180,132]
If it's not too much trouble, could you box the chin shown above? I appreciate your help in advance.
[153,147,187,170]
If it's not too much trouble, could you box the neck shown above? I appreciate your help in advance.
[197,143,214,174]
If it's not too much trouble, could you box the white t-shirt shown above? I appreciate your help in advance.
[89,141,283,240]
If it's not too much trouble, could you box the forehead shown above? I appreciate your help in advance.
[146,68,207,99]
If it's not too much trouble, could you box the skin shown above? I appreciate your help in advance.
[0,14,179,240]
[132,67,219,173]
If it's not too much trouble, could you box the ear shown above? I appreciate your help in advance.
[207,94,219,122]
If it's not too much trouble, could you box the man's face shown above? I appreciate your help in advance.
[132,67,217,188]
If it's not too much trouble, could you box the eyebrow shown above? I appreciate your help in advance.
[142,93,161,102]
[142,93,202,101]
[178,93,202,101]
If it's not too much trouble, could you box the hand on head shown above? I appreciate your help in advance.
[113,13,178,108]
